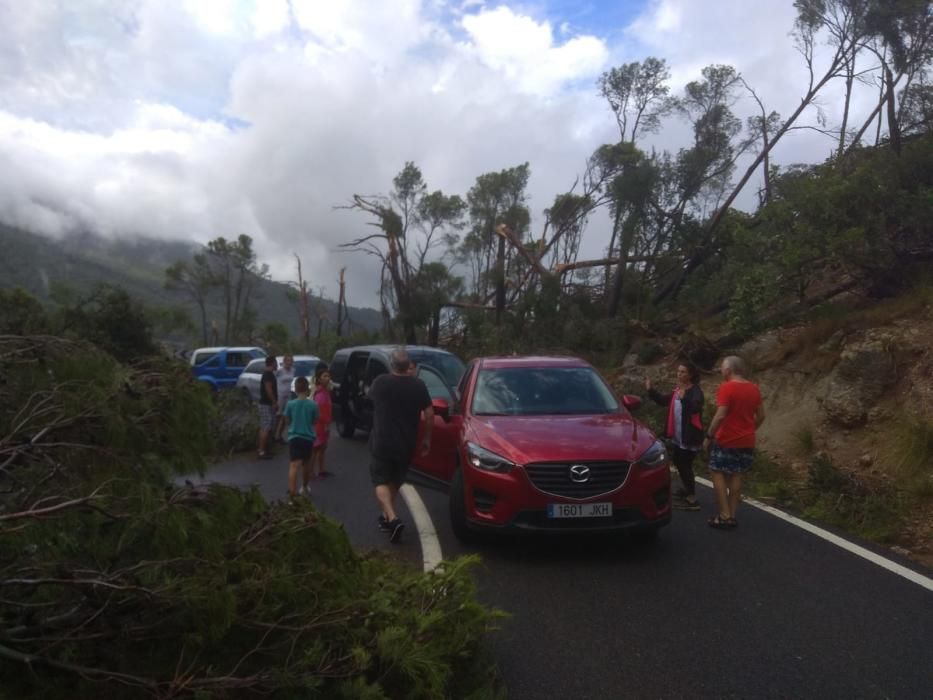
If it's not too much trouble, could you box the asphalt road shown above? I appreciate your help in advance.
[200,434,933,700]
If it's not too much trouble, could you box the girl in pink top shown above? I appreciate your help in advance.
[312,366,333,478]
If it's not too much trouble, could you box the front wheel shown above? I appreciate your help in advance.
[336,408,356,439]
[449,469,476,544]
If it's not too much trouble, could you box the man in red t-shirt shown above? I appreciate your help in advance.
[703,356,765,529]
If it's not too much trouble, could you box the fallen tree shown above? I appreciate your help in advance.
[0,334,503,699]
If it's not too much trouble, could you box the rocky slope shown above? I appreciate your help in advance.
[612,292,933,566]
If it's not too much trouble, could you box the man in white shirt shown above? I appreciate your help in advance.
[274,354,296,443]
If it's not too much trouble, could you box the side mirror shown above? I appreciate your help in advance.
[432,398,450,421]
[622,395,642,411]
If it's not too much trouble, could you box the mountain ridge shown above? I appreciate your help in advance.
[0,223,383,339]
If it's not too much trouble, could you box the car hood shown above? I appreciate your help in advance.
[466,413,657,465]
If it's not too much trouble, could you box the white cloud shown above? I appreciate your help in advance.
[251,0,291,38]
[461,6,608,95]
[0,0,901,306]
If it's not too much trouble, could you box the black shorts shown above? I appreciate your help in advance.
[370,455,409,486]
[289,437,314,461]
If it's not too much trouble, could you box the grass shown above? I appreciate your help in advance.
[754,281,933,370]
[884,413,933,501]
[792,426,816,457]
[801,454,904,543]
[694,450,906,544]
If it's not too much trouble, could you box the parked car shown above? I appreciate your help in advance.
[190,346,266,391]
[329,345,465,438]
[408,355,671,542]
[236,355,324,403]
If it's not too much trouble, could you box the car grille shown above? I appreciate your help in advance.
[523,461,631,499]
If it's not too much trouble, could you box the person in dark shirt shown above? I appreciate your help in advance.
[368,347,433,543]
[257,356,278,459]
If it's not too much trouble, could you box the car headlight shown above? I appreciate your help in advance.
[636,439,668,469]
[466,442,515,473]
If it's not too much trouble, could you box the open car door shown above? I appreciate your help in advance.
[412,364,462,483]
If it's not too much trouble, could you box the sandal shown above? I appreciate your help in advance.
[707,515,735,530]
[726,517,738,528]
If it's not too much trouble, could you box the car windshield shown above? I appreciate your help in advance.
[419,353,465,388]
[472,366,619,416]
[292,361,317,376]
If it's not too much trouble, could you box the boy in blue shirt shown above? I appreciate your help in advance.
[283,376,319,501]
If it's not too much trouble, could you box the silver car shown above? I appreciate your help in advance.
[236,355,323,403]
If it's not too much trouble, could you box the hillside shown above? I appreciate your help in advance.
[610,287,933,566]
[0,223,383,338]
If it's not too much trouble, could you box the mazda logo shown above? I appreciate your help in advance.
[569,464,590,483]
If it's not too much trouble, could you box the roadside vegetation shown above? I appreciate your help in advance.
[0,304,504,698]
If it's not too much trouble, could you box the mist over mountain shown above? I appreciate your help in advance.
[0,223,383,340]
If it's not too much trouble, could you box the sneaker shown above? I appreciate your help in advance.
[388,518,404,543]
[674,497,701,511]
[377,515,392,532]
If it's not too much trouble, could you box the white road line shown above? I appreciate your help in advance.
[694,475,933,593]
[400,484,443,572]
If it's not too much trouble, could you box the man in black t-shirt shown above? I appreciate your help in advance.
[369,347,433,543]
[257,356,278,459]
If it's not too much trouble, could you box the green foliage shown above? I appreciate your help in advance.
[59,283,159,362]
[0,335,503,698]
[886,413,933,500]
[792,426,816,457]
[801,454,903,542]
[261,320,291,352]
[0,287,48,334]
[727,264,782,337]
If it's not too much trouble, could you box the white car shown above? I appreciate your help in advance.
[236,355,323,403]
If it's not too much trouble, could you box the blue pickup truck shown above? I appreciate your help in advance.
[189,346,266,391]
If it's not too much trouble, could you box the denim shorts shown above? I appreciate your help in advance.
[709,444,755,474]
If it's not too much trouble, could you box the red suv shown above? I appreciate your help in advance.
[411,356,672,541]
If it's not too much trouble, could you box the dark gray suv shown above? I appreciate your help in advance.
[329,345,465,438]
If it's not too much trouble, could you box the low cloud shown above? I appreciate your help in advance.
[0,0,889,305]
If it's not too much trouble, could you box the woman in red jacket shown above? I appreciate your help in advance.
[646,363,705,510]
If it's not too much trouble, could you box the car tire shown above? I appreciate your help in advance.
[239,387,253,405]
[336,409,355,439]
[449,469,476,544]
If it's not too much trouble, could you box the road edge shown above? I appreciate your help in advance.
[695,475,933,593]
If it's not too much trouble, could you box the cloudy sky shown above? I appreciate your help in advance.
[0,0,884,306]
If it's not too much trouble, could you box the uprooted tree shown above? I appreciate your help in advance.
[0,322,503,698]
[337,1,933,355]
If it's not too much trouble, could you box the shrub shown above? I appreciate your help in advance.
[0,336,503,698]
[803,454,903,543]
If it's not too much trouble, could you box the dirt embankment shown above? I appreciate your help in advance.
[611,297,933,565]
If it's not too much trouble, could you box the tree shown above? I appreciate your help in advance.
[343,163,465,342]
[458,164,530,323]
[598,57,672,143]
[0,288,48,334]
[60,283,158,362]
[291,253,313,351]
[204,235,269,344]
[899,72,933,133]
[164,253,213,345]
